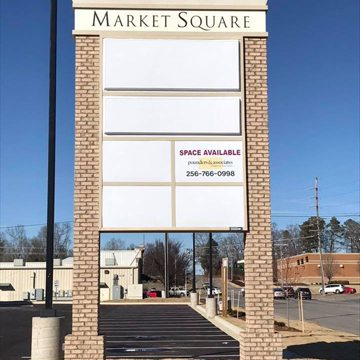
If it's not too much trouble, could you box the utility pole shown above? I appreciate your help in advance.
[315,177,326,295]
[274,243,288,287]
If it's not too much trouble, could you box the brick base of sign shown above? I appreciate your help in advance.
[64,335,105,360]
[239,331,283,360]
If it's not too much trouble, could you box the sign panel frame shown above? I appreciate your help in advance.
[99,33,249,233]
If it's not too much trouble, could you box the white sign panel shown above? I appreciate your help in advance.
[175,141,243,182]
[103,141,171,182]
[104,97,241,134]
[103,39,239,90]
[75,9,266,33]
[103,186,172,228]
[175,186,244,228]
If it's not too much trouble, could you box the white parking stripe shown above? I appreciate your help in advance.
[107,340,238,343]
[106,334,230,338]
[106,355,240,358]
[108,347,239,350]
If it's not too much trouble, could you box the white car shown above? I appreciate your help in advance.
[273,288,285,299]
[319,284,345,294]
[169,287,189,297]
[207,286,222,295]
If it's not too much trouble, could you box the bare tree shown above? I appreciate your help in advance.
[102,238,125,250]
[28,223,72,261]
[3,225,31,260]
[322,254,339,282]
[143,239,190,286]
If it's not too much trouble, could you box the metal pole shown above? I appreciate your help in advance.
[164,233,169,298]
[280,243,284,288]
[192,233,196,293]
[315,177,326,295]
[44,0,57,315]
[209,233,213,298]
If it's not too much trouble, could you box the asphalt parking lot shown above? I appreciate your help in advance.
[0,304,238,360]
[100,305,239,359]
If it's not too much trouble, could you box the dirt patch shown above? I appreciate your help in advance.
[226,309,300,332]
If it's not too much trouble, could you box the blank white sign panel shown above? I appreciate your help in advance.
[104,97,240,134]
[103,39,240,90]
[175,186,244,228]
[103,186,172,228]
[175,141,243,182]
[103,141,171,182]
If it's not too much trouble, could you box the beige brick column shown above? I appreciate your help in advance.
[64,36,104,360]
[239,38,283,360]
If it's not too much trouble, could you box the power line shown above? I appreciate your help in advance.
[0,221,73,230]
[321,202,359,208]
[320,180,359,191]
[320,189,360,199]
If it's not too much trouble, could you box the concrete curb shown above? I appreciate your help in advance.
[192,304,243,340]
[101,301,190,305]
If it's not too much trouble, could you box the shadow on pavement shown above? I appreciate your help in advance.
[285,340,360,360]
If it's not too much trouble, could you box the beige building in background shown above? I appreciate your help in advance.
[277,253,360,284]
[0,248,143,302]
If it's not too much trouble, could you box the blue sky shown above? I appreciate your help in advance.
[0,0,359,250]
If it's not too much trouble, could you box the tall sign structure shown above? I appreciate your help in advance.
[66,1,282,359]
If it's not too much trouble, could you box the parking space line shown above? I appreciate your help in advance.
[106,334,230,338]
[108,347,239,350]
[106,355,240,358]
[107,340,238,343]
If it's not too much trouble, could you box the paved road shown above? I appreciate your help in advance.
[0,304,239,360]
[227,284,360,335]
[100,305,239,359]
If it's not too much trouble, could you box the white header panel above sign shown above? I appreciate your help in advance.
[75,9,266,33]
[104,96,241,134]
[103,39,239,90]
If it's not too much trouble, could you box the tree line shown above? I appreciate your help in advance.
[272,217,360,256]
[0,223,72,261]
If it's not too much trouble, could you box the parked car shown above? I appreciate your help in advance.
[282,286,295,297]
[294,287,312,300]
[319,284,345,294]
[207,286,222,296]
[169,287,189,297]
[146,288,161,297]
[344,286,357,294]
[273,288,285,299]
[203,282,210,290]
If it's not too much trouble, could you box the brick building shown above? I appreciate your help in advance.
[277,253,360,284]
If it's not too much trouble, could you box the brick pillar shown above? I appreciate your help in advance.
[239,38,283,360]
[64,36,104,360]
